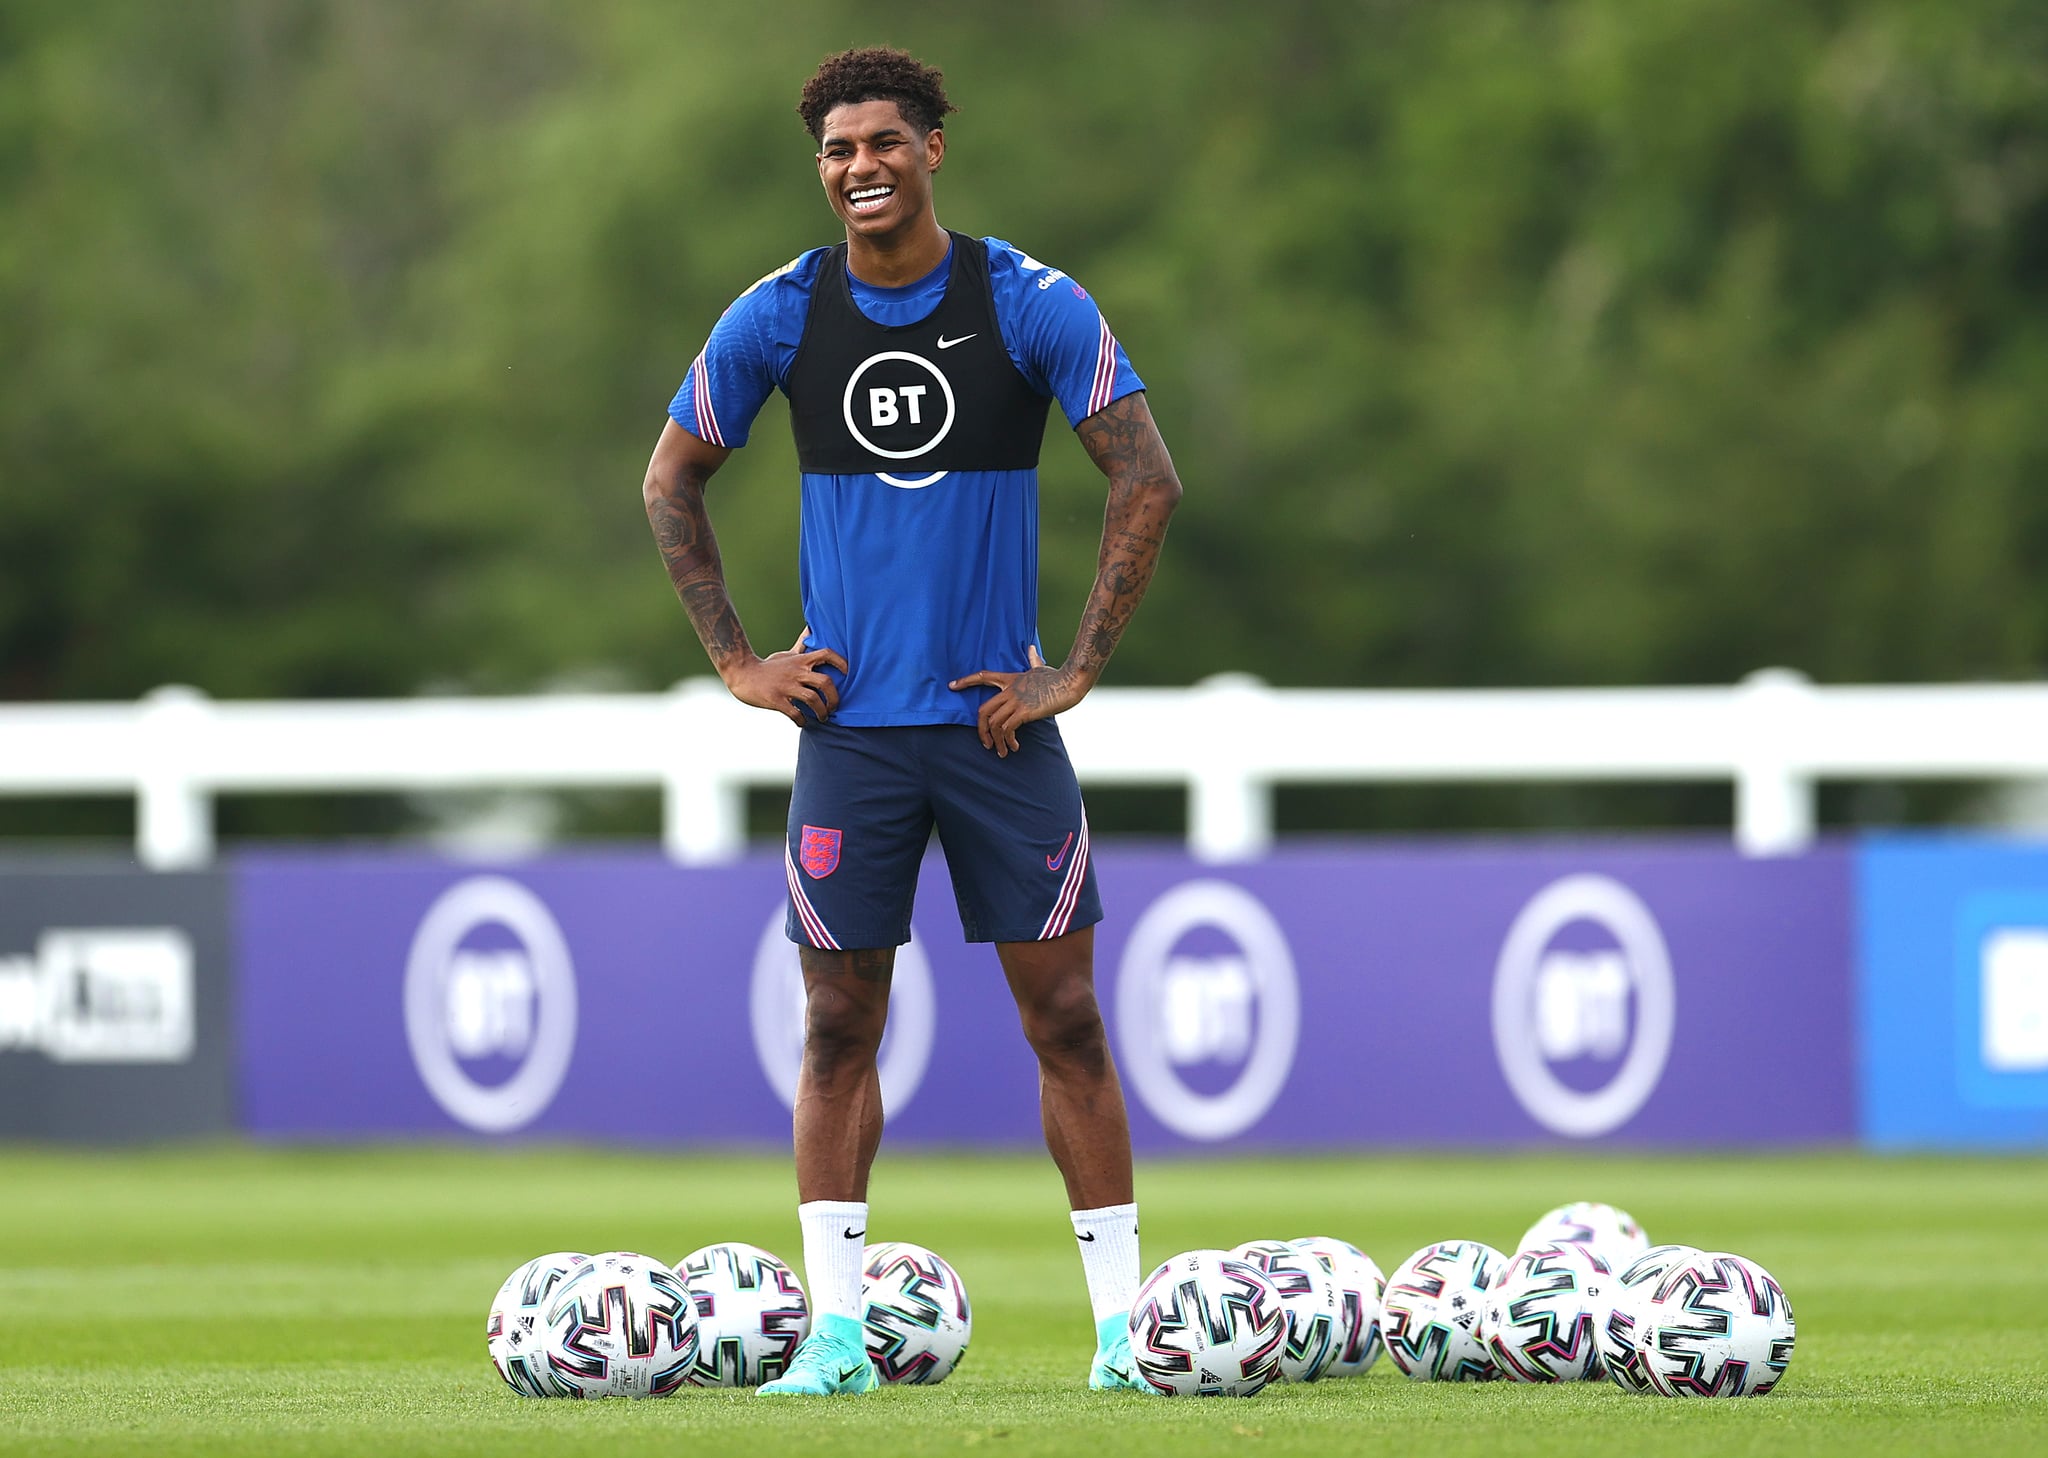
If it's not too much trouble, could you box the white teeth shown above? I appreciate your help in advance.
[849,186,892,202]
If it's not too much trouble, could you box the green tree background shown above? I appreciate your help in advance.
[3,0,2044,839]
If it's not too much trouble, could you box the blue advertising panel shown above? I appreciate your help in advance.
[234,840,1854,1150]
[1859,835,2048,1147]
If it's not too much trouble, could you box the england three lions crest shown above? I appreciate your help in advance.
[799,826,842,879]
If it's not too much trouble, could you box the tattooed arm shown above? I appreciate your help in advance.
[1067,390,1184,682]
[948,390,1182,755]
[643,419,847,723]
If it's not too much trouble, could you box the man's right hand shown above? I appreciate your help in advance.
[724,629,850,724]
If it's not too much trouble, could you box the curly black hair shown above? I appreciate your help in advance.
[797,47,956,142]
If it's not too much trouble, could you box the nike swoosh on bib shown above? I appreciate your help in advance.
[935,333,976,349]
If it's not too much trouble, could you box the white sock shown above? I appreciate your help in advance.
[1070,1202,1141,1325]
[797,1200,869,1324]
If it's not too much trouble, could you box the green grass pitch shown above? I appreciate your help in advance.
[2,1147,2045,1456]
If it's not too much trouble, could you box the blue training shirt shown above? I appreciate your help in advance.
[669,237,1144,727]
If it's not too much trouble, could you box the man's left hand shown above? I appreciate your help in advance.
[948,646,1087,757]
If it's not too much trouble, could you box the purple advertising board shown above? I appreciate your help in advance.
[233,840,1854,1149]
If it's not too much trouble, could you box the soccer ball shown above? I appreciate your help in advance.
[1518,1201,1649,1269]
[1598,1244,1704,1395]
[1380,1241,1505,1382]
[674,1242,810,1387]
[1479,1243,1611,1382]
[541,1250,699,1398]
[1129,1248,1287,1397]
[1289,1236,1385,1377]
[486,1251,589,1397]
[860,1242,972,1384]
[1229,1239,1341,1381]
[1629,1250,1795,1398]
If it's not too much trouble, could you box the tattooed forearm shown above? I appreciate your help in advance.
[1068,392,1182,684]
[645,460,751,673]
[680,578,746,662]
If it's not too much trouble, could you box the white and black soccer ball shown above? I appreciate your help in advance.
[860,1241,972,1384]
[1598,1244,1704,1395]
[1629,1250,1795,1398]
[1518,1201,1650,1269]
[486,1251,589,1398]
[1480,1243,1611,1382]
[674,1241,810,1388]
[1380,1241,1505,1382]
[541,1250,699,1399]
[1230,1239,1342,1382]
[1289,1236,1386,1377]
[1129,1248,1287,1397]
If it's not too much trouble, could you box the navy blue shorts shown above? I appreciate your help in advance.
[783,719,1101,948]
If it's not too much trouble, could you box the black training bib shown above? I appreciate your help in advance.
[786,232,1050,475]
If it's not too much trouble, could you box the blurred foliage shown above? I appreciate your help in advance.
[3,0,2046,837]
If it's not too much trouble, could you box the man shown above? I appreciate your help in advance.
[642,46,1181,1396]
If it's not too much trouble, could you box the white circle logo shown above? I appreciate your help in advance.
[1114,880,1300,1141]
[748,907,936,1114]
[841,351,957,460]
[404,876,578,1133]
[1491,874,1676,1138]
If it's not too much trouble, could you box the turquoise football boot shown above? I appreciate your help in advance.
[1089,1312,1146,1391]
[756,1313,880,1397]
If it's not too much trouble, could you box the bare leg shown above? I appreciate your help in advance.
[996,927,1134,1209]
[793,945,895,1202]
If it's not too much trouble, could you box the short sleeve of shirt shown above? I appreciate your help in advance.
[983,237,1145,429]
[668,252,820,449]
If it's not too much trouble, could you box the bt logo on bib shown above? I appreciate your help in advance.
[842,351,957,460]
[867,385,930,428]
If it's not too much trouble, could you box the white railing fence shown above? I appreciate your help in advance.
[4,669,2048,869]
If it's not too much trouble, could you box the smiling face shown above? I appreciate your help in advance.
[815,99,944,245]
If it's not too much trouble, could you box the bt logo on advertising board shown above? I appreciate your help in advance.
[1980,928,2048,1076]
[1958,911,2048,1110]
[748,905,935,1115]
[1115,880,1300,1142]
[1160,953,1256,1066]
[403,877,577,1134]
[1534,949,1632,1063]
[1491,874,1676,1138]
